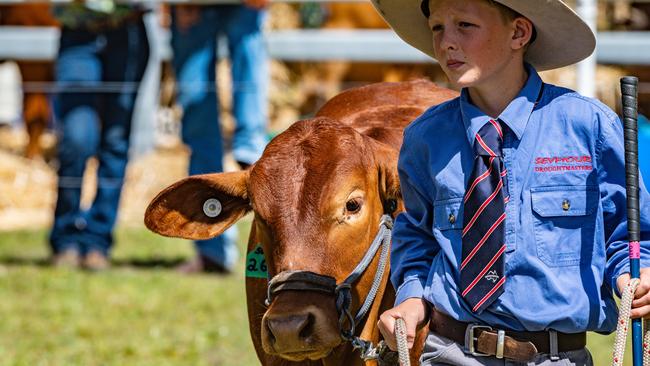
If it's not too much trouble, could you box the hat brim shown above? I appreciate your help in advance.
[371,0,596,71]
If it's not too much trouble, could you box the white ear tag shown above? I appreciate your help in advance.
[203,198,222,218]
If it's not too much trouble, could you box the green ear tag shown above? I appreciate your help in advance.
[246,244,268,279]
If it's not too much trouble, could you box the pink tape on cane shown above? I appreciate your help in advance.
[630,241,641,259]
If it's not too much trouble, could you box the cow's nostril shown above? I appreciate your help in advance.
[266,313,313,346]
[298,313,315,340]
[265,319,276,344]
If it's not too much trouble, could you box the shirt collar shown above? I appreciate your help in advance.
[460,63,543,145]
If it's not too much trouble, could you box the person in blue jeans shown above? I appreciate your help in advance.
[170,1,269,274]
[49,5,149,270]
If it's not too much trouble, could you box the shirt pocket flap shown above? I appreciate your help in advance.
[433,198,463,231]
[531,185,598,217]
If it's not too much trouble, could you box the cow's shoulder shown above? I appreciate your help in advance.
[316,80,455,126]
[313,80,456,149]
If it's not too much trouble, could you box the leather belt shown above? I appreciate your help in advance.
[429,310,587,362]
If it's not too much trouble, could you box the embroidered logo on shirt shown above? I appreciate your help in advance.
[485,270,500,283]
[534,155,593,173]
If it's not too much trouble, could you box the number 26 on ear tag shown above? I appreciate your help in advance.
[246,244,268,279]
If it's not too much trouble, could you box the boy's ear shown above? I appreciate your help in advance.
[512,17,535,50]
[144,171,251,240]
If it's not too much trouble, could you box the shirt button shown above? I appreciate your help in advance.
[448,213,456,224]
[562,199,571,211]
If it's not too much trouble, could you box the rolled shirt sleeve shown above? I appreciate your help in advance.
[598,112,650,295]
[392,122,441,305]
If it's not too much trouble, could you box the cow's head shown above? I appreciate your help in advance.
[145,118,402,361]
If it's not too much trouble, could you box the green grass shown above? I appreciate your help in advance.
[0,221,259,366]
[0,222,635,365]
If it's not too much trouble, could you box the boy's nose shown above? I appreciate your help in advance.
[438,31,458,51]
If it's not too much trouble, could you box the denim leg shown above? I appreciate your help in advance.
[49,31,102,255]
[224,6,269,166]
[83,21,150,255]
[195,226,239,271]
[171,7,237,267]
[171,7,222,175]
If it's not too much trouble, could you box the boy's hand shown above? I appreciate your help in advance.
[617,268,650,318]
[377,298,429,351]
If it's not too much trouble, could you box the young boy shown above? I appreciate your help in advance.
[371,0,650,364]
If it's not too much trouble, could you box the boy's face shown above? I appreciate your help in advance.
[428,0,521,88]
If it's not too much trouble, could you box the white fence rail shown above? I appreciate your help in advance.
[0,26,649,65]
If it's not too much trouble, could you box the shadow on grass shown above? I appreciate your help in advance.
[111,257,187,268]
[0,256,187,269]
[0,256,50,267]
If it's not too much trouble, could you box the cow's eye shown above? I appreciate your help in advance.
[345,199,362,214]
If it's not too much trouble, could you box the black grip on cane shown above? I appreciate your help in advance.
[621,76,640,242]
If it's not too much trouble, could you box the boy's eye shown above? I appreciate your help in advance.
[431,24,443,32]
[459,22,474,28]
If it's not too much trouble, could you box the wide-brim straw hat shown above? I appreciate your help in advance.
[370,0,596,71]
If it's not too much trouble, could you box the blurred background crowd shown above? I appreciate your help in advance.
[0,1,649,239]
[0,1,649,364]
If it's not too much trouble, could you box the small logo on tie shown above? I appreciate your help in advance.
[485,270,499,283]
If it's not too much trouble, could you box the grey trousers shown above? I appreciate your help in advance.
[420,332,593,366]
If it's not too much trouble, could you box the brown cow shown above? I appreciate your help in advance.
[0,4,58,159]
[145,80,457,365]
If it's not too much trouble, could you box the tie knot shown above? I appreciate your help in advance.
[474,120,503,157]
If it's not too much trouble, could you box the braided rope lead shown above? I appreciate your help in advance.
[644,317,650,365]
[612,279,643,366]
[395,318,411,366]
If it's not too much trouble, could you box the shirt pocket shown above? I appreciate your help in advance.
[433,197,463,231]
[530,185,598,267]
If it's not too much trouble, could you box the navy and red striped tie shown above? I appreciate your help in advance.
[460,119,508,314]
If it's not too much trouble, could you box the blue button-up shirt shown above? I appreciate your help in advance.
[392,64,650,333]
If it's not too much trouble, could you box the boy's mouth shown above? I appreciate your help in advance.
[446,59,465,70]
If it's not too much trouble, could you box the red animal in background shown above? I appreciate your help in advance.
[0,4,58,159]
[145,80,457,365]
[292,2,444,116]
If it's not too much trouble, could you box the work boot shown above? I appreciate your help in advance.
[82,251,110,271]
[51,249,80,269]
[237,161,251,171]
[176,255,231,275]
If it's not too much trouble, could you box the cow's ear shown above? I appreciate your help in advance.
[144,171,251,240]
[368,139,402,213]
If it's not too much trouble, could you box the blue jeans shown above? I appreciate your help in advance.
[49,20,149,256]
[171,5,269,268]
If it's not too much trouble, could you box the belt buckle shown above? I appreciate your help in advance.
[464,324,492,357]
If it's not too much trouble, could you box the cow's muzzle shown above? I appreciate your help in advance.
[265,215,393,343]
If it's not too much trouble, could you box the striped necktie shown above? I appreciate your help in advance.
[460,119,508,314]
